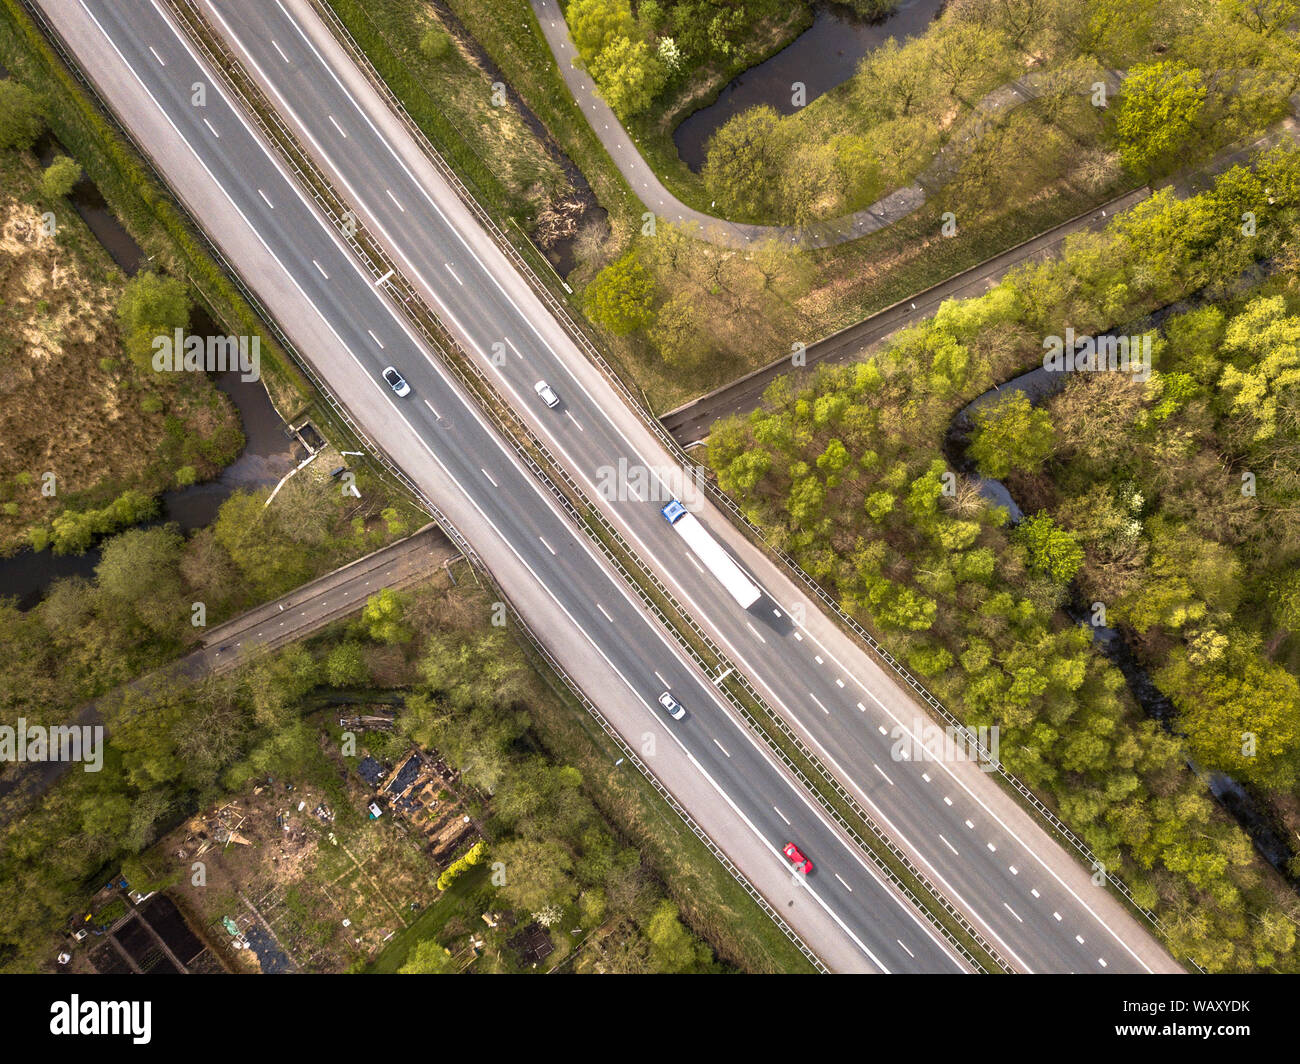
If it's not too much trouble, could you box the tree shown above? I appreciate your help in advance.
[1116,62,1207,174]
[968,391,1055,478]
[40,156,81,200]
[494,837,576,912]
[398,937,458,974]
[324,641,368,687]
[858,38,927,118]
[701,106,789,220]
[362,588,412,644]
[569,0,636,64]
[1159,645,1300,791]
[645,899,703,972]
[0,80,43,150]
[584,251,654,334]
[116,272,191,371]
[95,525,186,634]
[1015,513,1084,583]
[589,36,666,119]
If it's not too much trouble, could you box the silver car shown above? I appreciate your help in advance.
[382,366,410,397]
[657,691,685,721]
[534,380,559,408]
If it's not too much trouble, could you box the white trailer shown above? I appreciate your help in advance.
[661,500,761,609]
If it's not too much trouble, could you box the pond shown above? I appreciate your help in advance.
[672,0,947,172]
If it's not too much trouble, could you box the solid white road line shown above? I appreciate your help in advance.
[253,0,1041,974]
[205,0,959,970]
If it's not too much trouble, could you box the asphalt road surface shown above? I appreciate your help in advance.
[36,0,1181,973]
[37,0,982,973]
[208,0,1179,974]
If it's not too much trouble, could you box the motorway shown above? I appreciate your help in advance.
[206,0,1181,974]
[37,0,978,973]
[42,0,1182,972]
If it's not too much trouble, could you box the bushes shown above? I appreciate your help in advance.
[39,154,80,199]
[436,839,485,891]
[41,489,159,554]
[0,78,42,149]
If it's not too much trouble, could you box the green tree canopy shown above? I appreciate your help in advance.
[584,251,655,335]
[0,80,44,150]
[1116,61,1207,173]
[1014,512,1084,583]
[968,391,1055,479]
[39,155,81,200]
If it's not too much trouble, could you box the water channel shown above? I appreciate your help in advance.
[945,344,1298,881]
[0,135,300,607]
[672,0,947,171]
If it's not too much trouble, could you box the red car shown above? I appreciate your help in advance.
[783,842,813,875]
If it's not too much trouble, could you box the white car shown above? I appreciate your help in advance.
[534,380,559,408]
[657,691,685,721]
[382,366,410,397]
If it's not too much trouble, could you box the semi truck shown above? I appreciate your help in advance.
[660,499,761,609]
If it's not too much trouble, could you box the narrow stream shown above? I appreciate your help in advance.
[672,0,947,171]
[945,332,1298,881]
[0,136,299,608]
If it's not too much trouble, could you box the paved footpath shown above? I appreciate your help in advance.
[661,95,1300,444]
[530,0,1121,248]
[661,187,1149,443]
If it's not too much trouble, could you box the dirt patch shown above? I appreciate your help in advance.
[133,727,480,972]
